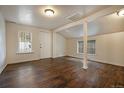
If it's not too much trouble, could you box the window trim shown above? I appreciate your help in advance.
[16,31,33,54]
[77,40,83,54]
[77,40,96,55]
[16,51,34,54]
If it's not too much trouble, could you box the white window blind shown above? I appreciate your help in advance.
[77,40,95,54]
[17,32,32,53]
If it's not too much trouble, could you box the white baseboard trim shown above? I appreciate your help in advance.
[0,64,7,74]
[89,59,124,67]
[7,58,41,65]
[67,55,124,67]
[52,55,66,58]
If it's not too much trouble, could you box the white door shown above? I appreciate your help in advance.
[40,31,51,59]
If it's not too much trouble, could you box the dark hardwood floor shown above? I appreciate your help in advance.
[0,57,124,88]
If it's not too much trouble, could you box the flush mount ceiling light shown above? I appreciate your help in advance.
[44,9,55,16]
[117,8,124,16]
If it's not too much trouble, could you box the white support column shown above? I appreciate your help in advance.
[83,19,88,69]
[52,31,56,58]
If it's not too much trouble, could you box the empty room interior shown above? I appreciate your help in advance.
[0,5,124,88]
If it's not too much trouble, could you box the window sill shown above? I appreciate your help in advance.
[77,53,96,56]
[16,51,34,54]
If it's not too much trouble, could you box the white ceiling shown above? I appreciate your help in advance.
[0,5,123,38]
[59,12,124,38]
[0,5,110,30]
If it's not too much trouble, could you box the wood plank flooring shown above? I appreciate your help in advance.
[0,57,124,88]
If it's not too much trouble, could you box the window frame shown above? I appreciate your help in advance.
[16,31,33,54]
[77,40,83,54]
[77,40,96,55]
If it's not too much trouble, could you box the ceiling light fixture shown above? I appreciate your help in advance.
[44,9,55,16]
[117,8,124,16]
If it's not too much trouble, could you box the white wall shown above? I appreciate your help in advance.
[6,22,51,64]
[5,21,124,67]
[6,22,67,64]
[67,32,124,66]
[0,13,6,74]
[52,32,67,58]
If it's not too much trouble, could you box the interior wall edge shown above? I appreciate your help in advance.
[0,63,7,74]
[0,12,6,75]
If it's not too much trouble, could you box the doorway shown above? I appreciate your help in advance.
[40,31,51,59]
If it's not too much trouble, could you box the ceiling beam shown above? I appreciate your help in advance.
[87,5,123,22]
[54,6,124,32]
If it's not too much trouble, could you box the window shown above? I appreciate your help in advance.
[87,40,95,54]
[17,32,32,53]
[78,41,83,53]
[77,40,95,54]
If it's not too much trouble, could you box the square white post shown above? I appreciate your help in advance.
[83,19,88,69]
